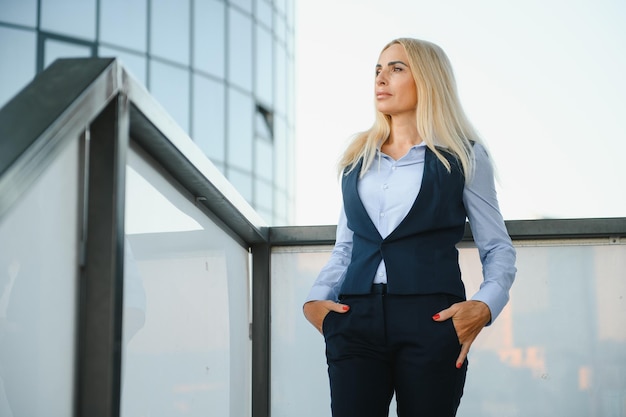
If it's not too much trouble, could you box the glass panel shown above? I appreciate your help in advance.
[254,178,273,213]
[0,0,37,26]
[255,25,273,106]
[256,0,273,29]
[0,139,80,417]
[192,74,226,163]
[225,168,252,203]
[193,0,225,78]
[150,0,190,65]
[274,43,286,115]
[40,0,96,40]
[44,38,92,69]
[0,27,36,107]
[274,190,287,224]
[274,10,286,43]
[273,116,287,190]
[149,60,190,133]
[270,240,626,416]
[274,0,286,14]
[229,0,252,14]
[100,0,147,52]
[255,135,272,182]
[98,46,147,86]
[227,88,253,170]
[227,7,252,91]
[121,146,251,417]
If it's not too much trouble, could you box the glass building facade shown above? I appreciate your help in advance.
[0,0,295,225]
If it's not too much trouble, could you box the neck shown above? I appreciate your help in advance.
[386,114,421,147]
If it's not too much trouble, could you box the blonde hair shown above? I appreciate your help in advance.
[338,38,482,181]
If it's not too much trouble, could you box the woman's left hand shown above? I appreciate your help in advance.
[432,300,491,369]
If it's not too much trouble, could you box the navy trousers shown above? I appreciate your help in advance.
[323,285,467,417]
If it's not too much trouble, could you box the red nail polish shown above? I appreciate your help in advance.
[432,314,440,320]
[342,305,350,311]
[456,362,462,369]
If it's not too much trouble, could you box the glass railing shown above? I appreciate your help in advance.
[1,58,625,417]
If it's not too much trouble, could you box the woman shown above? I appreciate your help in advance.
[303,38,517,417]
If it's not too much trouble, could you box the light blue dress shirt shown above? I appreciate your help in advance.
[306,142,517,323]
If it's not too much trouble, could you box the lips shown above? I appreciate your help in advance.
[376,91,391,99]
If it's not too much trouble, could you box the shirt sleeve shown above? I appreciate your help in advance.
[304,204,353,302]
[463,143,517,324]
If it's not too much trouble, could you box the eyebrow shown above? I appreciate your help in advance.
[375,60,409,68]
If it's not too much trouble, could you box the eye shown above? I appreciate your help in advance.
[393,66,403,72]
[375,68,381,76]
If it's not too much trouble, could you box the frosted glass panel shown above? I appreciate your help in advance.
[0,139,80,417]
[121,145,251,417]
[271,241,626,417]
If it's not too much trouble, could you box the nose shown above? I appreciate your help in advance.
[376,70,387,85]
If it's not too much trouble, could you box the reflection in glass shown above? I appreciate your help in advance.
[150,0,189,65]
[40,0,96,40]
[0,0,37,26]
[121,147,251,417]
[255,26,273,106]
[254,178,273,214]
[274,44,286,115]
[270,242,626,416]
[0,27,36,106]
[226,168,253,203]
[44,39,92,69]
[100,0,147,52]
[256,0,273,29]
[98,46,147,86]
[255,136,273,182]
[193,75,226,163]
[273,116,287,190]
[0,139,79,417]
[193,0,225,78]
[229,0,252,14]
[227,8,252,91]
[227,88,253,171]
[149,60,190,133]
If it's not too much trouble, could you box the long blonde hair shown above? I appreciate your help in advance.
[339,38,482,182]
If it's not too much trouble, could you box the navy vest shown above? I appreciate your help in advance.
[340,147,467,298]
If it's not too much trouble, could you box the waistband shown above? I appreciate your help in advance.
[371,283,387,294]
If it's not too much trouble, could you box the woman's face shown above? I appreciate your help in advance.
[374,43,417,118]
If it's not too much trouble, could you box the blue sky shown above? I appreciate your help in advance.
[293,0,626,225]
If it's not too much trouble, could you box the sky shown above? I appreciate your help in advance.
[292,0,626,226]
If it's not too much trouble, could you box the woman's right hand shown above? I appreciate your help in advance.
[303,300,350,334]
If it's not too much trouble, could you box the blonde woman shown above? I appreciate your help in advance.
[303,38,517,417]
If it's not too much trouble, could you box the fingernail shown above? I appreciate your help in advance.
[432,314,440,320]
[342,305,350,311]
[456,362,462,369]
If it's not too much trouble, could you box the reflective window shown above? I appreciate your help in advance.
[0,0,37,26]
[273,116,287,190]
[193,0,225,78]
[256,0,273,29]
[150,0,189,65]
[254,178,273,214]
[274,43,286,115]
[274,10,286,43]
[255,136,273,182]
[44,39,92,69]
[227,88,252,170]
[100,0,147,52]
[275,0,286,14]
[229,0,252,14]
[227,8,252,91]
[255,25,273,106]
[226,168,252,202]
[149,60,190,133]
[40,0,96,40]
[193,74,226,163]
[99,46,147,86]
[0,27,36,106]
[274,190,288,223]
[255,109,272,140]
